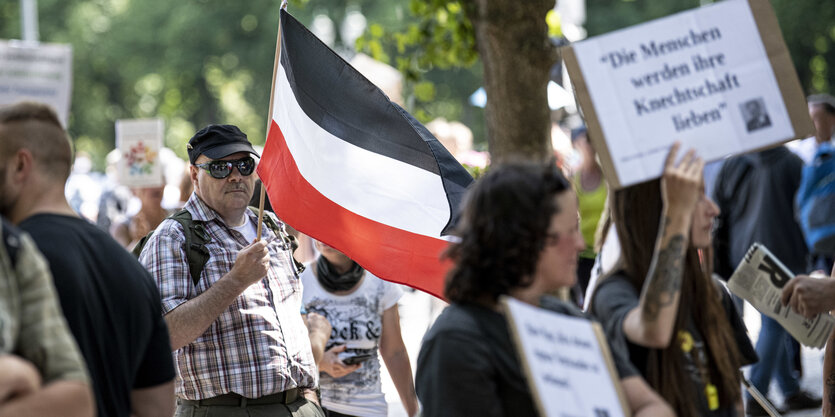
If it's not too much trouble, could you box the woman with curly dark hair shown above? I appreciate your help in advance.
[589,144,758,417]
[415,161,673,417]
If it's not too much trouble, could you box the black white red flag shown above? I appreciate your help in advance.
[257,10,474,299]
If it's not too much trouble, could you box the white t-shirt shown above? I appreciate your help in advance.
[230,215,257,243]
[301,264,403,417]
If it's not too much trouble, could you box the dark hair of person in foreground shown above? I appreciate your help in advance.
[444,161,570,304]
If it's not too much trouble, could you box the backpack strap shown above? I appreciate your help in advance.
[169,210,211,287]
[132,210,210,287]
[2,219,21,269]
[135,207,301,287]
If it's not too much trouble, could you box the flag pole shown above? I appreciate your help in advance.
[742,374,782,417]
[256,1,287,241]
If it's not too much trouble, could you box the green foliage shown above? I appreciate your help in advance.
[355,0,484,138]
[0,0,489,168]
[2,0,288,169]
[585,0,700,36]
[357,1,478,81]
[8,0,828,170]
[769,0,835,95]
[462,163,487,179]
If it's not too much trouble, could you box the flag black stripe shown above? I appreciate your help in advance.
[278,10,473,234]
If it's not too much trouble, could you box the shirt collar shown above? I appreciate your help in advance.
[185,192,261,228]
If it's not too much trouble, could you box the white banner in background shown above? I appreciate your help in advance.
[116,118,165,188]
[565,0,811,188]
[0,40,72,127]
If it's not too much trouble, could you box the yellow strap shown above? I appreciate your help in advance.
[705,383,719,411]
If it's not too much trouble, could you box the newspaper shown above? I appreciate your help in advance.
[727,243,835,348]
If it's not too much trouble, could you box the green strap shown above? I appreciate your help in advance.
[170,210,210,287]
[135,207,303,288]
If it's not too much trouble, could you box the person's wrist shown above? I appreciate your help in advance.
[221,270,250,293]
[302,388,320,405]
[661,207,692,231]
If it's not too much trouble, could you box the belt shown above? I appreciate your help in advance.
[180,388,301,407]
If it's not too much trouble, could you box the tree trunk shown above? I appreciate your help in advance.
[464,0,557,164]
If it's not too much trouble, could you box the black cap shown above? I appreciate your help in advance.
[187,124,259,164]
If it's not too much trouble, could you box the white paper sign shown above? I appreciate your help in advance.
[728,243,835,349]
[116,119,165,188]
[568,0,802,188]
[0,40,73,127]
[503,297,628,417]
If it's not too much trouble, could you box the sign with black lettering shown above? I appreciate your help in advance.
[728,243,835,348]
[501,297,628,417]
[0,40,72,127]
[563,0,812,188]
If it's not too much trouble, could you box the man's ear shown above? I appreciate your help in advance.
[189,165,200,192]
[10,149,33,184]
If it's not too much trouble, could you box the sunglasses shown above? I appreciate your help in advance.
[195,156,255,179]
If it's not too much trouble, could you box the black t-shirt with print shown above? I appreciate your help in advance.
[591,272,758,417]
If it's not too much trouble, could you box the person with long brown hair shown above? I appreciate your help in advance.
[416,161,673,417]
[590,144,757,417]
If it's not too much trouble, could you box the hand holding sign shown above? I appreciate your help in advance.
[781,273,835,319]
[661,143,704,218]
[728,243,835,348]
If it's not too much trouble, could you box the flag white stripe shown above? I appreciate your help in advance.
[272,64,451,239]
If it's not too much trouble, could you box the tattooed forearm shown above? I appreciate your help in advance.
[826,374,835,411]
[641,231,686,320]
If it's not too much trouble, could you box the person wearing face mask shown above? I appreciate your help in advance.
[590,144,758,417]
[300,241,418,417]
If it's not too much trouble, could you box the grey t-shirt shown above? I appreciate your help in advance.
[591,273,758,417]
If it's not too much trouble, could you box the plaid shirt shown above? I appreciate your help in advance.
[139,193,316,400]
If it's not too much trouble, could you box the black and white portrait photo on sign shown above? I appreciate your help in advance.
[741,97,772,132]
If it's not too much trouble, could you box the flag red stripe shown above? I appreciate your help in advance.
[258,120,451,299]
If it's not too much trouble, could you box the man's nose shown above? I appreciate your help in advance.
[227,166,244,181]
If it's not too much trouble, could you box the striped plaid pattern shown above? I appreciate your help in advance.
[139,193,317,400]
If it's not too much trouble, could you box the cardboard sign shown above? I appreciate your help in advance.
[563,0,812,188]
[502,297,629,417]
[116,119,164,188]
[0,40,73,127]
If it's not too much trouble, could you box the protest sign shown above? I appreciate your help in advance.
[563,0,812,188]
[501,296,629,417]
[0,40,72,127]
[116,118,164,188]
[728,243,835,349]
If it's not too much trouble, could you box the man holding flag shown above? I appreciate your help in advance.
[139,124,323,417]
